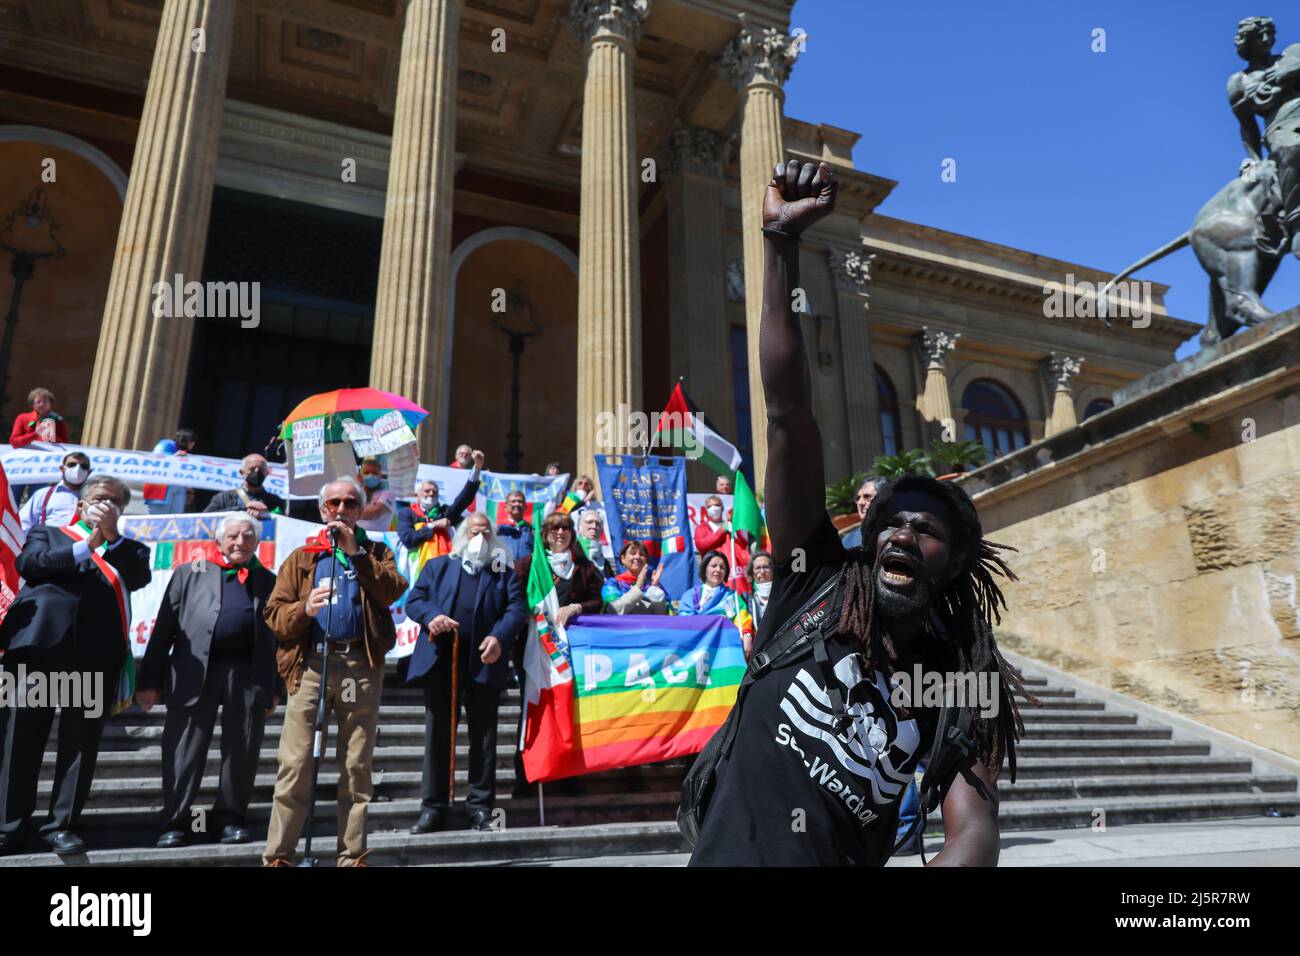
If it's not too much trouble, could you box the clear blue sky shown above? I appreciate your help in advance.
[784,0,1300,359]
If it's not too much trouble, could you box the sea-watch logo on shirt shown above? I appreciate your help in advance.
[774,654,922,822]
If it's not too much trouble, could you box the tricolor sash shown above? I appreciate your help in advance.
[59,520,135,715]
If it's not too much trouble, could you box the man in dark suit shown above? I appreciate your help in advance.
[136,513,282,849]
[405,511,525,833]
[0,475,150,856]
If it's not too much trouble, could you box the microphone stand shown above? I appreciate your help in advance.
[299,525,339,867]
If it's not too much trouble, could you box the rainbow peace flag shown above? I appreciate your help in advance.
[523,615,745,782]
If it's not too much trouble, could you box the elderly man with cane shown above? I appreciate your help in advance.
[405,511,526,833]
[261,476,406,867]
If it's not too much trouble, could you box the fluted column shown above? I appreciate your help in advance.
[370,0,462,464]
[1042,352,1084,436]
[568,0,647,473]
[83,0,235,448]
[828,247,883,472]
[720,14,800,487]
[665,124,732,489]
[913,327,960,443]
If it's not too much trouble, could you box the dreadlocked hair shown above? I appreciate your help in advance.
[838,474,1041,782]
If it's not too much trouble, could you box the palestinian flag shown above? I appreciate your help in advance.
[655,382,742,478]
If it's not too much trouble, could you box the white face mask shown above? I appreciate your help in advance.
[461,533,489,574]
[707,505,723,520]
[419,496,437,511]
[755,580,773,598]
[547,548,574,580]
[63,465,89,486]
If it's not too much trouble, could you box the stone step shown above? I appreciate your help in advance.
[1015,725,1170,740]
[53,764,1289,822]
[7,785,1300,868]
[61,791,685,845]
[1009,754,1253,779]
[0,821,690,868]
[1010,740,1209,759]
[956,791,1300,830]
[56,728,1202,783]
[57,751,1273,814]
[96,701,1124,733]
[94,722,520,749]
[998,772,1297,801]
[89,715,1154,754]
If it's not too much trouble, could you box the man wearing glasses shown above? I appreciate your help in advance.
[262,476,407,867]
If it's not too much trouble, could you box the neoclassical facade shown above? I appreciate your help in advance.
[0,0,1196,488]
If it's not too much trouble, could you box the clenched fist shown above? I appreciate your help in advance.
[763,159,837,239]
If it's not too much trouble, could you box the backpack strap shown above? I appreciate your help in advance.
[891,701,978,863]
[719,571,845,762]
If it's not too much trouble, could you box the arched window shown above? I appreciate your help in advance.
[876,366,902,456]
[1083,397,1113,420]
[962,379,1029,458]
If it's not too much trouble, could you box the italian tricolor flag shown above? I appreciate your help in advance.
[521,523,576,783]
[655,381,742,479]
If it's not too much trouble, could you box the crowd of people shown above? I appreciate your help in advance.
[0,399,798,864]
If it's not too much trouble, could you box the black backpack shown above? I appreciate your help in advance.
[677,569,978,862]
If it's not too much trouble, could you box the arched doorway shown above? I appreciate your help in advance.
[445,228,578,473]
[0,127,126,436]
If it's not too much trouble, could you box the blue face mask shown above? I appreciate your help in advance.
[363,474,381,490]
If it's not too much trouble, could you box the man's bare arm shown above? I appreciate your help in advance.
[926,756,1000,867]
[759,160,838,560]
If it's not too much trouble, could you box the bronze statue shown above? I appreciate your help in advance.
[1106,16,1300,346]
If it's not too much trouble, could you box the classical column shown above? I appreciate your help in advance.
[720,14,800,486]
[913,327,961,443]
[82,0,235,449]
[370,0,462,464]
[1042,352,1084,436]
[665,124,732,488]
[828,247,883,472]
[568,0,648,473]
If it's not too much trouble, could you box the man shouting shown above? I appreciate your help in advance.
[688,161,1031,867]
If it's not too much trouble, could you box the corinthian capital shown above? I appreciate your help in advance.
[1042,352,1084,392]
[914,327,961,370]
[664,124,730,178]
[719,12,801,89]
[827,247,876,294]
[566,0,650,46]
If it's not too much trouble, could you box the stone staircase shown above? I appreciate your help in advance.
[3,659,1297,866]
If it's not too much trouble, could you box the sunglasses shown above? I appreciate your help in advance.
[325,497,360,509]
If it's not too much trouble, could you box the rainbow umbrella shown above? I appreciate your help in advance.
[279,387,428,442]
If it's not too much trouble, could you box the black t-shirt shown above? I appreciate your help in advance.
[689,513,939,867]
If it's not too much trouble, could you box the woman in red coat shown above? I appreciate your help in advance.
[10,387,69,447]
[693,493,749,579]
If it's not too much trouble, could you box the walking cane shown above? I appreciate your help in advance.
[299,528,339,867]
[448,623,460,804]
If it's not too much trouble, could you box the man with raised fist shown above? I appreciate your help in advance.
[685,161,1031,867]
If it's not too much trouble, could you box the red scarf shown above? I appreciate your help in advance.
[213,552,261,584]
[301,527,369,569]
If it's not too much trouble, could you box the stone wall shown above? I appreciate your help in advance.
[961,312,1300,759]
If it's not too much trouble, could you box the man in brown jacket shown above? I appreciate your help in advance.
[262,475,407,867]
